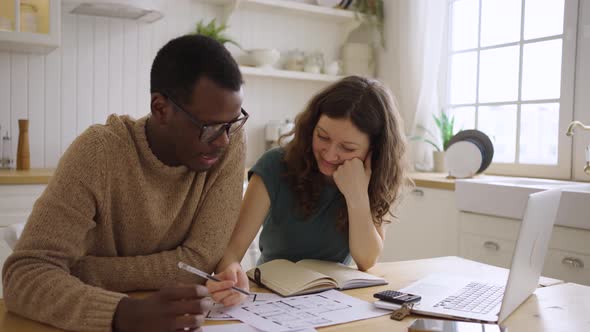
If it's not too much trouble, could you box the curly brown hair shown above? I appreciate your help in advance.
[280,76,409,230]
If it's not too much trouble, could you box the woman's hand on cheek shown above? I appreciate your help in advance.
[333,153,371,201]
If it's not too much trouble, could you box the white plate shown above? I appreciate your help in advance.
[445,141,482,179]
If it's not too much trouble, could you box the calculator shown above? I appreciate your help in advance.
[373,290,422,304]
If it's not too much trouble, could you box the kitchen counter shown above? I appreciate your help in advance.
[0,169,54,185]
[0,168,460,190]
[410,171,457,190]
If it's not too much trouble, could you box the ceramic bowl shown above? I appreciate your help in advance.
[248,49,280,68]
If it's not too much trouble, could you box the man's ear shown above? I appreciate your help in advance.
[151,92,172,125]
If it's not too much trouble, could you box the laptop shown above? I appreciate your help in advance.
[397,188,562,323]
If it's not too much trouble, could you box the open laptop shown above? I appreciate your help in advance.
[398,188,562,324]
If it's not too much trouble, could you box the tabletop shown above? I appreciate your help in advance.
[0,256,581,332]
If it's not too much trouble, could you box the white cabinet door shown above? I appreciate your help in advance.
[0,185,46,227]
[545,226,590,285]
[458,212,520,269]
[380,187,458,262]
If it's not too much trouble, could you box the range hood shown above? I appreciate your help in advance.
[62,0,164,23]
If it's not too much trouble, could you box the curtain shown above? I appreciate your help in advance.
[378,0,449,170]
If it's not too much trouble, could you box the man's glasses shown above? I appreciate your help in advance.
[165,95,249,144]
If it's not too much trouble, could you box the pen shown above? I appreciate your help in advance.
[177,262,251,296]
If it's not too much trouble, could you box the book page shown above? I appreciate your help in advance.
[247,259,337,296]
[295,259,386,289]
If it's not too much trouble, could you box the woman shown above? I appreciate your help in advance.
[208,76,409,306]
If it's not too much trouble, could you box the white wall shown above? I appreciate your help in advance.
[0,0,344,167]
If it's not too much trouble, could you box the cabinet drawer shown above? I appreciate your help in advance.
[543,249,590,286]
[549,226,590,256]
[459,212,520,241]
[0,185,45,227]
[460,233,515,269]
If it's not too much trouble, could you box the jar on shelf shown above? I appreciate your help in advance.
[284,49,305,72]
[20,2,39,33]
[303,52,324,74]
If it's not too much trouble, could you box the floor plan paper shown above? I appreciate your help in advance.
[202,323,316,332]
[225,289,390,332]
[207,293,283,320]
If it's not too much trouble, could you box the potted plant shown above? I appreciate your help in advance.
[194,18,242,49]
[350,0,385,48]
[341,0,384,77]
[411,110,457,172]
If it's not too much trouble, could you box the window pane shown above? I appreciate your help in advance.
[519,103,559,164]
[524,0,564,40]
[521,39,562,101]
[479,46,520,103]
[481,0,522,47]
[448,106,476,133]
[478,105,517,163]
[450,52,478,104]
[451,0,479,51]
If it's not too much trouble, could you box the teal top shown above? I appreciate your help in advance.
[248,148,351,265]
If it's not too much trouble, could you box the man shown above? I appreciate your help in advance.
[2,35,248,332]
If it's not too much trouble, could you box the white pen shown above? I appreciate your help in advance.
[178,262,251,296]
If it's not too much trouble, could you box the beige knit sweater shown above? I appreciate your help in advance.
[2,114,245,332]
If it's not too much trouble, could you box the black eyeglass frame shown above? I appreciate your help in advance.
[163,94,249,143]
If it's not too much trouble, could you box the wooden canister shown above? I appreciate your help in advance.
[16,119,30,170]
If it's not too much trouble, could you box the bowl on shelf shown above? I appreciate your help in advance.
[247,49,280,68]
[315,0,341,8]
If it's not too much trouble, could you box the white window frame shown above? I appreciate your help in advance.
[444,0,579,179]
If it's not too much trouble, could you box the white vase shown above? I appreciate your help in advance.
[433,151,446,173]
[341,43,374,77]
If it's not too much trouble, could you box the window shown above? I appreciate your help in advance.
[445,0,578,178]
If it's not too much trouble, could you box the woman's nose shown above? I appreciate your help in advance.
[324,144,339,162]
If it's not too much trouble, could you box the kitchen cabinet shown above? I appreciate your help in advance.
[380,186,459,262]
[0,0,60,53]
[459,211,590,286]
[0,184,45,298]
[0,184,45,227]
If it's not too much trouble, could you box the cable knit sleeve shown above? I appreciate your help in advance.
[63,129,247,291]
[1,127,126,332]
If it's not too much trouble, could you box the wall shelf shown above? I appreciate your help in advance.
[240,65,342,82]
[201,0,360,23]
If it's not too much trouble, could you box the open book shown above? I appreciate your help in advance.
[246,259,388,297]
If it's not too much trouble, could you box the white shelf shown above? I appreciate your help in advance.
[201,0,358,23]
[240,65,342,83]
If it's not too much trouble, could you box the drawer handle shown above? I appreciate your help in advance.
[483,241,500,251]
[562,257,584,269]
[411,189,424,197]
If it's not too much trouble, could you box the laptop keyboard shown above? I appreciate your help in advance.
[433,282,504,314]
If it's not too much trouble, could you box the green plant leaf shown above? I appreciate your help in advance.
[416,124,437,142]
[194,18,241,49]
[409,135,442,151]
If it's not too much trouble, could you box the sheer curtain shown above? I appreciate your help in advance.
[379,0,449,170]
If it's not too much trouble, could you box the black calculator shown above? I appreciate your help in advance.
[373,290,421,304]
